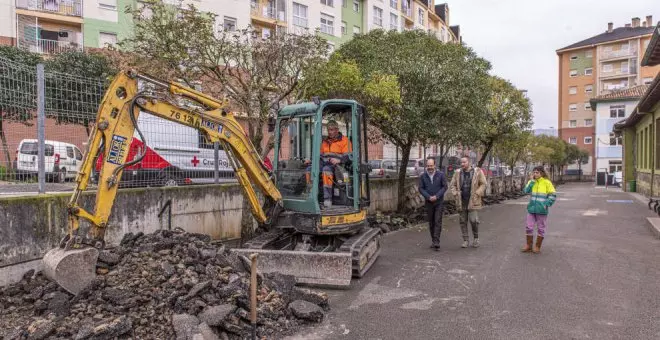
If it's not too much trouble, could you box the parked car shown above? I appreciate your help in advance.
[14,139,84,182]
[369,159,397,178]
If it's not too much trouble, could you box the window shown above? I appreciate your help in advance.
[585,118,593,126]
[621,61,629,74]
[569,137,577,144]
[293,3,308,27]
[609,104,625,118]
[390,13,398,30]
[390,0,397,9]
[570,54,578,60]
[74,148,83,161]
[417,8,424,25]
[321,0,334,7]
[320,13,334,34]
[584,136,592,144]
[621,43,629,51]
[373,6,383,26]
[99,0,117,10]
[584,102,592,110]
[98,32,117,48]
[353,26,361,34]
[609,132,622,146]
[609,160,622,173]
[602,64,613,72]
[569,120,577,127]
[569,86,577,95]
[341,21,346,35]
[570,70,578,77]
[643,77,654,85]
[353,0,359,11]
[223,16,237,32]
[66,146,74,159]
[585,84,593,93]
[585,50,593,58]
[584,68,593,76]
[656,118,660,169]
[569,104,577,112]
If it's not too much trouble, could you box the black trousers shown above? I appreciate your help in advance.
[426,202,443,246]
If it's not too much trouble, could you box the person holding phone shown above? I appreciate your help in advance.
[522,166,557,254]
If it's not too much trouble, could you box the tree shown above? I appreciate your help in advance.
[0,46,42,174]
[562,143,589,180]
[303,29,491,209]
[44,51,117,135]
[494,130,532,187]
[120,0,328,157]
[477,76,533,168]
[529,135,566,181]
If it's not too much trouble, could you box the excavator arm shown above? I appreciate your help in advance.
[44,70,283,294]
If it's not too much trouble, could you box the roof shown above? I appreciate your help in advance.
[277,99,358,117]
[642,23,660,66]
[557,26,655,53]
[450,25,460,40]
[434,4,448,23]
[591,85,649,104]
[613,76,660,131]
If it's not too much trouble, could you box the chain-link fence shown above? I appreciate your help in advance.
[0,56,236,195]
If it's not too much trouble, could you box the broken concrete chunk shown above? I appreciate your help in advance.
[196,323,220,340]
[27,319,55,340]
[289,300,324,322]
[198,304,235,327]
[172,314,200,340]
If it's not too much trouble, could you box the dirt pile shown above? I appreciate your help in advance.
[0,229,328,340]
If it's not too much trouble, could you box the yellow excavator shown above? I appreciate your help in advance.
[41,70,381,294]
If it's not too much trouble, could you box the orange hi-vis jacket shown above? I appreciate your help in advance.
[321,133,352,157]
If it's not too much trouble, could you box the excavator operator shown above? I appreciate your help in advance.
[305,120,352,208]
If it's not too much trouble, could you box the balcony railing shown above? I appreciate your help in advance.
[27,38,82,54]
[600,67,637,79]
[251,1,286,22]
[596,146,622,159]
[16,0,82,17]
[600,47,638,60]
[402,6,412,18]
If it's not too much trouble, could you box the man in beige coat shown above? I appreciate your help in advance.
[449,157,487,248]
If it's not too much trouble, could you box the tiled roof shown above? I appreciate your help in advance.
[592,85,650,102]
[434,4,447,23]
[450,25,460,40]
[557,26,655,52]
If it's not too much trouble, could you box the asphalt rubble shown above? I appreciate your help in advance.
[0,229,329,340]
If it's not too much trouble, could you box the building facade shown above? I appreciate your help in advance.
[614,22,660,196]
[557,16,660,175]
[590,85,647,176]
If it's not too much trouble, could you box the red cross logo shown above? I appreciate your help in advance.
[191,156,200,167]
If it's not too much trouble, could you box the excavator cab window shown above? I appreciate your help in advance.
[274,115,316,200]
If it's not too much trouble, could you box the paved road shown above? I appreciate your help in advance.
[288,183,660,340]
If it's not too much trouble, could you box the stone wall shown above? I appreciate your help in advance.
[636,172,653,196]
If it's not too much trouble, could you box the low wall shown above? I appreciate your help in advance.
[0,175,525,286]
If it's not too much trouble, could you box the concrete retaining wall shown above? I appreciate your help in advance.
[0,175,524,286]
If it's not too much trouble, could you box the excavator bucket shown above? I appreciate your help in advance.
[42,247,99,295]
[231,248,353,287]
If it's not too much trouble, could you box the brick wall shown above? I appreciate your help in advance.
[0,36,15,46]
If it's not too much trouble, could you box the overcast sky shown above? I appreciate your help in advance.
[449,0,660,130]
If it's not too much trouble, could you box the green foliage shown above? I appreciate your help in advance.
[121,0,329,155]
[477,76,533,167]
[494,130,532,168]
[529,135,567,167]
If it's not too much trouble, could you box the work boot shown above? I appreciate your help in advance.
[521,235,533,252]
[532,236,544,254]
[461,240,468,248]
[472,238,480,248]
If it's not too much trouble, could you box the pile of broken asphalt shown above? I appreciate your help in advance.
[0,229,328,340]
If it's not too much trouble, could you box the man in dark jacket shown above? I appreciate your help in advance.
[419,158,447,251]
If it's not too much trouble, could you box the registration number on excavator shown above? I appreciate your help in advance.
[169,110,202,128]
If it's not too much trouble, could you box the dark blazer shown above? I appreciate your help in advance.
[419,171,447,204]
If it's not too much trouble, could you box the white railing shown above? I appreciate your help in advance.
[600,67,637,78]
[16,0,82,17]
[600,47,638,60]
[27,38,82,54]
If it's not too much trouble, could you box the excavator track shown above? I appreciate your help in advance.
[338,226,382,278]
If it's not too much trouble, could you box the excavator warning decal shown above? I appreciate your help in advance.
[107,135,128,165]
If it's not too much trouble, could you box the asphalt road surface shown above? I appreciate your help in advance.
[288,183,660,340]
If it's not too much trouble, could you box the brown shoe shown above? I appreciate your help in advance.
[521,235,533,252]
[532,236,544,254]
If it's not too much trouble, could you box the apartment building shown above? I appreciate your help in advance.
[557,16,660,175]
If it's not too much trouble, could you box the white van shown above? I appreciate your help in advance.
[15,139,84,182]
[93,112,235,187]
